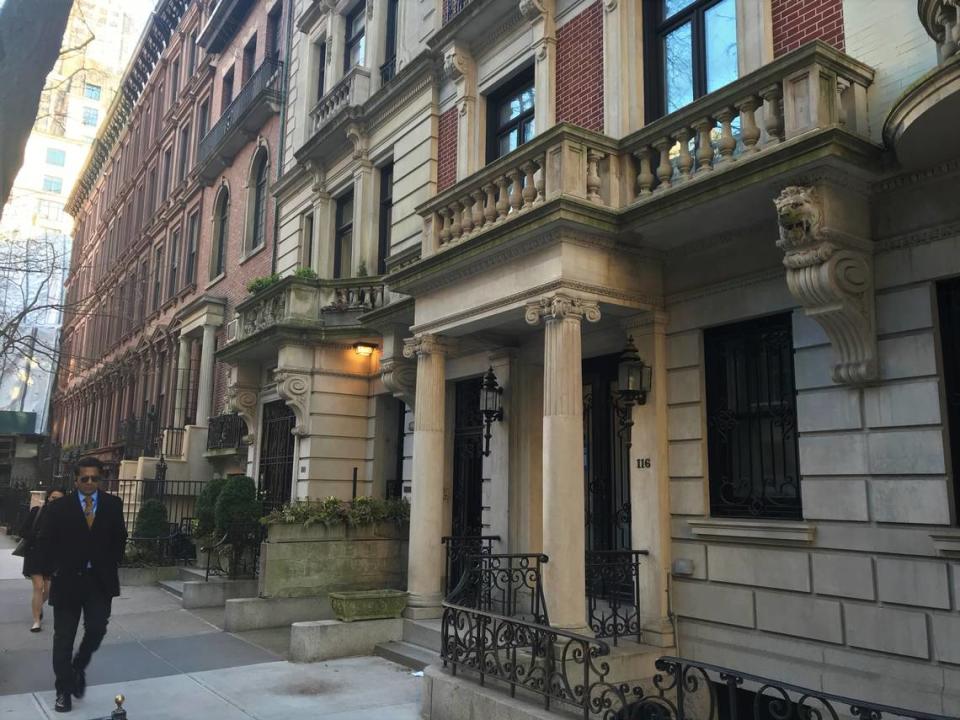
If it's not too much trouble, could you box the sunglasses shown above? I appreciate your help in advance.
[78,476,102,484]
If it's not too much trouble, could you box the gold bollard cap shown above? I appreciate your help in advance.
[115,694,125,707]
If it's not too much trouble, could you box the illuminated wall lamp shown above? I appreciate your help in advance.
[353,342,377,358]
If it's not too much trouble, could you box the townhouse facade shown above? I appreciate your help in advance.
[51,0,960,714]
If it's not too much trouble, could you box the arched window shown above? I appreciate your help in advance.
[211,186,229,278]
[249,150,268,251]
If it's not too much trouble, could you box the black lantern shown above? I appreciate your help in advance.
[480,366,504,457]
[617,336,652,407]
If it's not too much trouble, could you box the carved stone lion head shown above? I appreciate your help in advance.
[774,185,822,252]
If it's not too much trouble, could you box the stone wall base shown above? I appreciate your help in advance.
[118,566,179,586]
[421,665,563,720]
[181,579,257,608]
[224,595,332,632]
[290,618,403,663]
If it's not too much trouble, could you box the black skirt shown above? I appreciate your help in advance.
[22,547,47,578]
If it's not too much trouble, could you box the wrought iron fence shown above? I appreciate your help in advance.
[203,521,264,580]
[0,478,30,532]
[207,413,248,451]
[442,534,499,596]
[116,476,204,537]
[119,413,159,460]
[447,553,549,624]
[585,549,648,646]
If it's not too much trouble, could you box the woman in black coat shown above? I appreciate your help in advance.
[19,488,64,631]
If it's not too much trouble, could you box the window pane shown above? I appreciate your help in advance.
[663,0,696,18]
[349,36,365,67]
[663,22,693,114]
[521,88,534,112]
[498,129,518,157]
[523,119,535,144]
[705,0,738,93]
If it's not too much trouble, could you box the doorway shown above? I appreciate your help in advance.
[258,400,295,513]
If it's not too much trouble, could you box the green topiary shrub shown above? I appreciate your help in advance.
[195,476,228,539]
[214,475,262,539]
[134,498,169,539]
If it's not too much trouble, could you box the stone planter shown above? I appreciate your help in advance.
[266,522,347,543]
[328,589,409,622]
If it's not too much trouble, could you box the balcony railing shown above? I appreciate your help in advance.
[119,414,159,460]
[442,0,471,24]
[234,275,388,343]
[379,57,396,85]
[196,58,283,181]
[416,41,874,258]
[585,549,647,646]
[310,66,370,133]
[159,427,185,459]
[920,0,960,63]
[206,413,248,451]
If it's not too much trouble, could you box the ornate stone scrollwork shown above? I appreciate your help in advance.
[225,384,259,442]
[518,0,546,19]
[774,185,878,385]
[241,292,287,339]
[402,334,455,359]
[442,44,472,81]
[380,358,417,409]
[345,123,368,161]
[524,293,602,325]
[274,368,312,434]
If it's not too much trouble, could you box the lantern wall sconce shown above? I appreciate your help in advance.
[480,366,504,457]
[616,336,653,446]
[353,342,377,357]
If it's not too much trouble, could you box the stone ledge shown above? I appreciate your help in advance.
[930,532,960,557]
[687,519,816,544]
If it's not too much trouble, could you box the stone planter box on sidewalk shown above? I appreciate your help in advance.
[329,589,408,622]
[259,521,408,598]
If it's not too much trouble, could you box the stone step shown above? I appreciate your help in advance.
[402,617,442,652]
[374,640,439,671]
[177,565,208,582]
[158,579,184,598]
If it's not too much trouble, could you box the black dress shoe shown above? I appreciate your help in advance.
[54,692,71,712]
[71,666,85,699]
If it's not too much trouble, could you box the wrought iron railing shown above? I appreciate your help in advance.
[447,553,549,624]
[442,0,471,23]
[380,57,396,85]
[442,534,499,596]
[585,549,648,646]
[206,413,248,451]
[159,426,185,458]
[203,521,264,580]
[116,477,204,533]
[196,57,283,168]
[119,413,159,459]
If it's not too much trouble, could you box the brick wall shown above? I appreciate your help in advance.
[556,1,604,132]
[437,107,458,192]
[772,0,844,57]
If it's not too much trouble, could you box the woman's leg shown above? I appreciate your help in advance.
[30,574,44,624]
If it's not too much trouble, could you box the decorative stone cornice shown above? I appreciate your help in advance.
[774,185,877,385]
[402,334,456,359]
[380,358,417,409]
[524,294,601,325]
[274,368,312,435]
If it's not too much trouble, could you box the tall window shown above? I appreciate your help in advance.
[485,68,535,163]
[249,151,269,251]
[168,229,181,298]
[146,166,158,218]
[211,187,229,278]
[242,35,257,83]
[644,0,738,120]
[344,3,366,71]
[185,211,199,285]
[82,107,99,127]
[161,148,173,200]
[316,41,327,100]
[187,31,198,77]
[222,67,235,108]
[267,6,282,64]
[196,100,209,150]
[154,85,165,135]
[302,211,315,270]
[334,191,353,279]
[377,163,393,274]
[177,124,191,183]
[704,313,801,520]
[152,246,163,310]
[937,278,960,522]
[170,57,181,102]
[381,0,399,83]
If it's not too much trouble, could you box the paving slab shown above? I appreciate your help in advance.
[112,608,221,641]
[233,627,291,659]
[141,631,280,673]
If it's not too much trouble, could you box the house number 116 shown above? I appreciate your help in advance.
[636,458,651,469]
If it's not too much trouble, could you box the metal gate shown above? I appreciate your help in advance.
[258,400,295,513]
[450,378,485,585]
[938,277,960,520]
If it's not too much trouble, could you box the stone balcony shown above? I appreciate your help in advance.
[311,66,371,134]
[406,41,876,279]
[885,0,960,169]
[218,276,388,362]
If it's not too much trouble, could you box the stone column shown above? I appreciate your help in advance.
[602,0,644,137]
[525,294,600,631]
[351,158,376,276]
[527,0,557,134]
[442,44,478,179]
[402,334,452,617]
[194,324,217,426]
[173,335,191,427]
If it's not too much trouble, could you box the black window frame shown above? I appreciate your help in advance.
[704,312,802,521]
[937,277,960,524]
[302,211,315,270]
[377,163,393,275]
[152,245,163,311]
[344,2,366,72]
[485,67,535,164]
[381,0,399,84]
[167,228,181,299]
[251,152,269,250]
[185,210,200,286]
[334,190,354,279]
[267,5,283,64]
[196,99,209,151]
[170,56,181,104]
[161,147,173,200]
[212,188,229,278]
[177,123,191,184]
[187,30,198,78]
[242,34,257,84]
[222,67,235,108]
[642,0,738,122]
[316,41,327,100]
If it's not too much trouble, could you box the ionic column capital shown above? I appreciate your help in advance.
[524,293,601,326]
[402,334,456,359]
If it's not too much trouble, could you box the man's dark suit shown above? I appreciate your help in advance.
[38,490,127,694]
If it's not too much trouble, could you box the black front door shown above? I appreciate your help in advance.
[582,355,632,554]
[258,400,295,513]
[451,377,485,539]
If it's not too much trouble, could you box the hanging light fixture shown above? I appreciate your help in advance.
[480,366,504,457]
[616,336,652,447]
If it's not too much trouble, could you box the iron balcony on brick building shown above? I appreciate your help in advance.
[195,56,284,185]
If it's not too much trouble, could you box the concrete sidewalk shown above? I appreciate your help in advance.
[0,533,421,718]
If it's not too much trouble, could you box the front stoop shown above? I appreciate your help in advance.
[373,618,442,669]
[157,566,258,608]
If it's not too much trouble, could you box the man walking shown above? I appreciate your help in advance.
[38,457,127,713]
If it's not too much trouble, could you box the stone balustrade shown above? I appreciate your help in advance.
[921,0,960,63]
[311,66,371,132]
[621,40,874,198]
[321,277,387,312]
[418,124,620,256]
